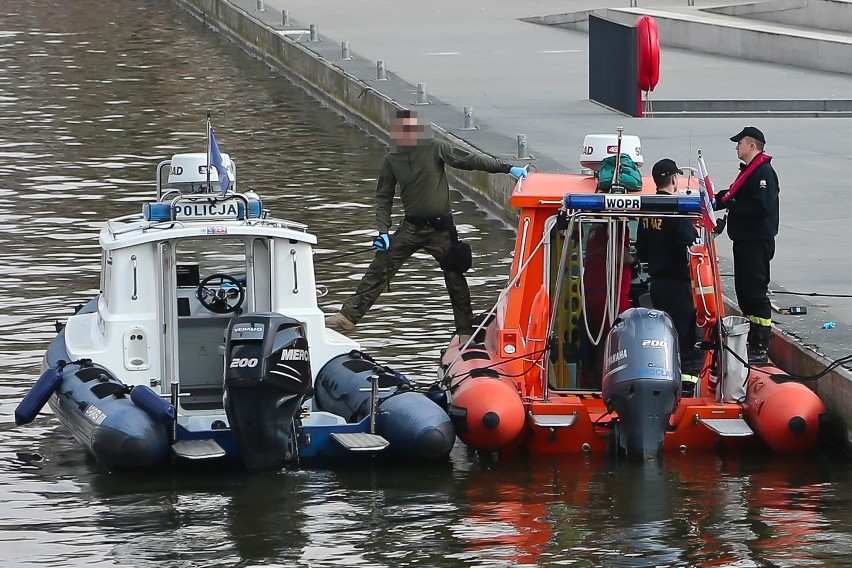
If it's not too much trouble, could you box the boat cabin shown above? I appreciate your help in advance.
[68,153,355,418]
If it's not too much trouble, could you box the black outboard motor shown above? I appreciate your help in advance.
[601,308,680,460]
[224,314,312,472]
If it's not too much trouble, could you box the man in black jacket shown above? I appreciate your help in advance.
[714,126,780,363]
[326,109,527,343]
[636,158,702,390]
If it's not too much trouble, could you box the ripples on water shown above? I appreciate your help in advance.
[0,0,851,566]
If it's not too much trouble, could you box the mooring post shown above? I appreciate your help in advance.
[376,60,387,81]
[462,107,476,130]
[340,41,352,60]
[309,24,319,42]
[414,83,429,105]
[517,134,530,159]
[282,9,290,26]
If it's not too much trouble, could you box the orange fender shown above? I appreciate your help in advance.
[448,376,525,451]
[745,373,826,453]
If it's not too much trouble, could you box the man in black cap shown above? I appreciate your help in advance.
[714,126,779,363]
[637,158,702,391]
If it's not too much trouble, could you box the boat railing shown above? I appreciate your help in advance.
[105,215,189,239]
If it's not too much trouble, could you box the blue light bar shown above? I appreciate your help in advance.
[563,193,701,213]
[143,197,263,222]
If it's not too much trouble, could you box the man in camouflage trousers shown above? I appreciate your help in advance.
[326,109,528,343]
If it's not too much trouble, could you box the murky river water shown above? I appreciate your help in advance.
[1,0,851,566]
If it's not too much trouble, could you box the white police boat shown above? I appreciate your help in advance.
[16,150,455,472]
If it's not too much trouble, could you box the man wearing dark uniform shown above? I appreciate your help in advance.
[636,158,702,391]
[326,109,527,343]
[714,126,780,363]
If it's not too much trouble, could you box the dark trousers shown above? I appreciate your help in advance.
[650,276,703,376]
[733,239,775,323]
[340,220,473,334]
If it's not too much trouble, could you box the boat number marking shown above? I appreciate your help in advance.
[604,196,641,210]
[230,358,259,368]
[84,404,107,425]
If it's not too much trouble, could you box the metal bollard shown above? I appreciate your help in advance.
[687,0,694,5]
[340,41,352,60]
[256,0,265,11]
[309,24,319,42]
[414,82,430,105]
[376,60,387,81]
[517,134,530,159]
[461,106,477,130]
[282,9,290,26]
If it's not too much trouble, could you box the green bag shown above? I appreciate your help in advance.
[596,153,643,192]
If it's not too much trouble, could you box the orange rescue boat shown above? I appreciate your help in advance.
[440,133,826,459]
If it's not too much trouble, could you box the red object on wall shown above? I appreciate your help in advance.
[636,15,660,92]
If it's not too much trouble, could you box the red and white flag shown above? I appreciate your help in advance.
[696,150,717,233]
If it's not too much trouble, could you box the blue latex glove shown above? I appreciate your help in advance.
[373,233,391,251]
[509,166,528,179]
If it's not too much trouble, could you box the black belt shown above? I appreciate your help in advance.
[404,214,453,229]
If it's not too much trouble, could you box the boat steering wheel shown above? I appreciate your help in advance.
[196,273,245,314]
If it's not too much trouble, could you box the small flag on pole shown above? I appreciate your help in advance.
[696,150,717,233]
[208,123,231,197]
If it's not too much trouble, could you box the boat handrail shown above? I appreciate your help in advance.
[245,217,309,231]
[155,159,170,200]
[106,214,146,237]
[106,219,190,239]
[568,210,702,221]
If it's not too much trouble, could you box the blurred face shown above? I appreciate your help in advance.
[736,137,759,162]
[391,116,423,147]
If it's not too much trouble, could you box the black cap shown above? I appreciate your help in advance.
[730,126,765,144]
[652,158,682,182]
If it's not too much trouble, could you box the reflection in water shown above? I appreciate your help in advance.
[1,0,852,566]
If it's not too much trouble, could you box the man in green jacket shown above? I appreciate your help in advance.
[326,109,528,343]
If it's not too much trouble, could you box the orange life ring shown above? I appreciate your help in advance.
[689,244,718,326]
[525,285,550,395]
[636,15,660,92]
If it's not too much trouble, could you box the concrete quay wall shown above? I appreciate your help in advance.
[175,0,522,220]
[173,0,852,451]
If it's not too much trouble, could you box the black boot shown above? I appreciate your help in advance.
[747,322,770,364]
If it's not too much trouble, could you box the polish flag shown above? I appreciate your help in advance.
[697,150,717,233]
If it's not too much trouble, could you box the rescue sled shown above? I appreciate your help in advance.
[439,131,826,459]
[15,131,454,471]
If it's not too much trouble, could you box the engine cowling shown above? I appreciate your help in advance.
[223,314,312,472]
[601,308,680,459]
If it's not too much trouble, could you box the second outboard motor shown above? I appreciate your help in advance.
[224,314,312,472]
[601,308,680,460]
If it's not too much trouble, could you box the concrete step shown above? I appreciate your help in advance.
[649,110,852,117]
[644,98,852,117]
[705,0,852,36]
[524,4,852,74]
